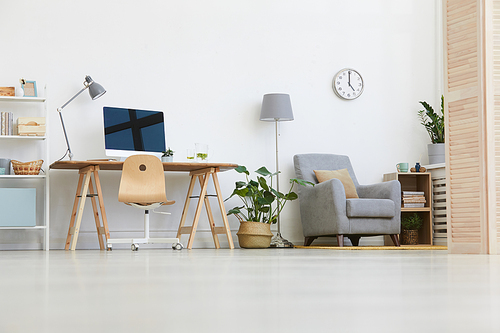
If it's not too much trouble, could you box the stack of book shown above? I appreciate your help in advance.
[1,112,14,135]
[402,191,426,208]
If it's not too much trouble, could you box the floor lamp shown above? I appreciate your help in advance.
[260,93,294,248]
[56,75,106,160]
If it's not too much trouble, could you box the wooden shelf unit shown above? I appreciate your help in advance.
[383,172,432,245]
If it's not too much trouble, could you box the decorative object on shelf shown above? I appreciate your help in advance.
[226,165,313,248]
[11,159,43,175]
[161,147,174,162]
[418,96,444,164]
[259,93,295,247]
[415,162,421,172]
[17,117,46,136]
[1,112,14,135]
[0,87,15,96]
[332,68,364,100]
[56,75,106,160]
[396,162,409,173]
[410,166,427,173]
[195,143,208,162]
[20,79,37,97]
[0,158,11,175]
[401,212,423,245]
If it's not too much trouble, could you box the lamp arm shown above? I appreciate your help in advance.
[57,84,90,112]
[56,84,90,160]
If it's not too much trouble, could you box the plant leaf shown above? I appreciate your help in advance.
[255,166,272,176]
[235,165,249,175]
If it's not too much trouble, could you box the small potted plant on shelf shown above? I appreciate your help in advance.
[418,95,445,164]
[161,148,174,162]
[401,212,423,245]
[225,165,313,248]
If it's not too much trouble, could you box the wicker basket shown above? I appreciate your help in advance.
[11,159,43,175]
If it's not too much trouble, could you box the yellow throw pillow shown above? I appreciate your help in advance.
[313,169,359,199]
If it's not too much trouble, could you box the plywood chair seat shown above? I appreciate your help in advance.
[107,154,182,251]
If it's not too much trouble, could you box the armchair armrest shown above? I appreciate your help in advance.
[297,178,350,236]
[357,180,401,216]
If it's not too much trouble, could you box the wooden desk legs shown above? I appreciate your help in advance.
[176,168,234,249]
[65,166,110,250]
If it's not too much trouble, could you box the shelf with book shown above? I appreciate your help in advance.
[0,87,49,250]
[383,172,432,245]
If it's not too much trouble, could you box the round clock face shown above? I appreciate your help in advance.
[332,68,364,100]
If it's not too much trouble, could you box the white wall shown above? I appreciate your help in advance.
[0,0,442,249]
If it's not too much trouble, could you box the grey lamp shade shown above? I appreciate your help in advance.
[85,75,106,100]
[260,93,294,122]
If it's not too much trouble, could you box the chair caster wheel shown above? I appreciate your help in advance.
[172,243,183,250]
[131,244,139,251]
[106,244,112,251]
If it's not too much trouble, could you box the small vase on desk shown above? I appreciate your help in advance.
[162,156,173,163]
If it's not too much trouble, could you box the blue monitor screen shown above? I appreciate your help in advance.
[103,107,166,153]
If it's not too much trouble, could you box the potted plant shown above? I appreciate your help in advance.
[401,212,423,245]
[161,148,174,162]
[418,95,445,164]
[226,165,313,248]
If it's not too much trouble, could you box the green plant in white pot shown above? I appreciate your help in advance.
[226,165,313,248]
[161,148,174,162]
[418,95,445,164]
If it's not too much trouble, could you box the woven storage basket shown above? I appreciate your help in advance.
[11,159,43,175]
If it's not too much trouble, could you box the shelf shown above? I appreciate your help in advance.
[0,135,46,140]
[402,207,431,212]
[0,175,46,179]
[0,96,45,103]
[0,226,47,230]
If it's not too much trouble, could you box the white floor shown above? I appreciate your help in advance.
[0,249,499,333]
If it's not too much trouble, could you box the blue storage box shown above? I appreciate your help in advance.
[0,188,36,227]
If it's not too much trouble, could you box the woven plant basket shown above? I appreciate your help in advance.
[401,229,419,245]
[236,221,273,248]
[11,159,43,175]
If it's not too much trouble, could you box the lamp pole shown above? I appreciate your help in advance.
[259,93,294,248]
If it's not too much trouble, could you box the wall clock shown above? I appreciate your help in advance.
[332,68,364,100]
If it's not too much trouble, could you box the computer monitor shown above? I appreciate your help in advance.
[103,107,166,159]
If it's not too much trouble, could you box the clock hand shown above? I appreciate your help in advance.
[347,71,355,91]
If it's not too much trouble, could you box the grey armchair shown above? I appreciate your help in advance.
[293,154,401,247]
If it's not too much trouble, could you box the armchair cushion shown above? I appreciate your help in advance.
[314,169,359,198]
[346,198,396,218]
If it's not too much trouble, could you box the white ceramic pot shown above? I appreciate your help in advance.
[161,156,173,163]
[428,143,445,164]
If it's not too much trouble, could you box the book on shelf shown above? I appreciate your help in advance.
[403,203,425,208]
[402,191,425,196]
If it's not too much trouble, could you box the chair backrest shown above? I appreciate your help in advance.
[293,153,359,187]
[118,155,167,205]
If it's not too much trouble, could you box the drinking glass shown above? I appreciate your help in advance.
[195,143,209,162]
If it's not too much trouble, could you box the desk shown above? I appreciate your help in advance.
[50,161,238,250]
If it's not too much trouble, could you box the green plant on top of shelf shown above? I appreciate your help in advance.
[418,95,445,144]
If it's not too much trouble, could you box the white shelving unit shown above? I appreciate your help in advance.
[0,91,50,250]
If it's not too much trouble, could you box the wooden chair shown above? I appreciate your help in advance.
[106,155,183,251]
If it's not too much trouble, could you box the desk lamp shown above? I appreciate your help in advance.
[259,93,294,248]
[57,75,106,160]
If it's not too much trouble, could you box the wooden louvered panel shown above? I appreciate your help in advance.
[447,0,478,92]
[494,1,500,248]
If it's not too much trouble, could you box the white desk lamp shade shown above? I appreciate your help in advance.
[260,93,294,121]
